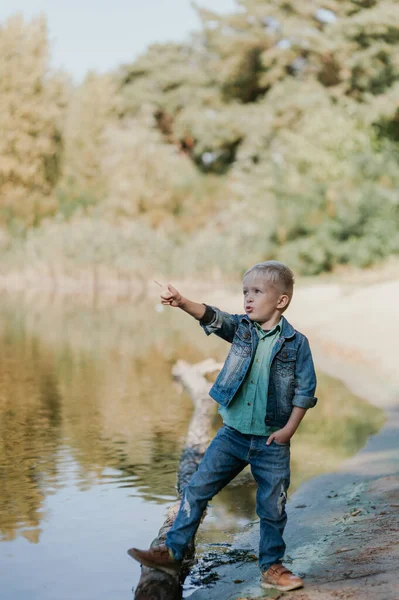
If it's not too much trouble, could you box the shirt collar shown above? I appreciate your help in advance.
[254,318,282,339]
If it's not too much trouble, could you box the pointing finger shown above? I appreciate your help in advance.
[167,284,179,295]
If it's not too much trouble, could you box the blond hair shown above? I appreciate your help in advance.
[244,260,295,305]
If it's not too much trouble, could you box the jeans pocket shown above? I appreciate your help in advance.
[272,439,290,447]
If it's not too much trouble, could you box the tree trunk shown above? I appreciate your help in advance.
[133,359,222,600]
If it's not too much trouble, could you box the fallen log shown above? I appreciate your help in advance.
[133,359,222,600]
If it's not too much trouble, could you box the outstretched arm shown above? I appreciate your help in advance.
[160,284,240,342]
[161,284,206,321]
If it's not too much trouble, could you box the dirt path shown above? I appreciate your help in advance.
[284,478,399,600]
[188,279,399,600]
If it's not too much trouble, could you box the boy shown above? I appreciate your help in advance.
[128,261,317,592]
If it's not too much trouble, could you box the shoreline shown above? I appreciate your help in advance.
[0,276,397,598]
[188,280,399,599]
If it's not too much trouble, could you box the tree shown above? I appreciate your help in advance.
[59,72,119,204]
[0,14,67,228]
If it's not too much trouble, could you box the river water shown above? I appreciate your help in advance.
[0,294,383,599]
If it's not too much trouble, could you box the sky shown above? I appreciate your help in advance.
[0,0,237,81]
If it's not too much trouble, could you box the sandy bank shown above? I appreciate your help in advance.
[189,279,399,600]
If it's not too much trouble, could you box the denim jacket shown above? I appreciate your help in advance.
[200,306,317,429]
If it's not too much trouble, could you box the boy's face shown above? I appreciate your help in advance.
[242,273,285,327]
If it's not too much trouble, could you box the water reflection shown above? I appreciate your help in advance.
[0,293,384,599]
[0,344,59,542]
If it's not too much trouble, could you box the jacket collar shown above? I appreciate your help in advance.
[280,315,296,339]
[240,314,295,340]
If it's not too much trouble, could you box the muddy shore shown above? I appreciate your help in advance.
[188,280,399,600]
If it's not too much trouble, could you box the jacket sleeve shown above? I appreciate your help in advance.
[292,336,318,409]
[199,305,241,344]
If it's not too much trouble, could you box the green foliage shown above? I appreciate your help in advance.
[58,72,119,203]
[1,1,399,278]
[0,15,68,227]
[56,189,97,221]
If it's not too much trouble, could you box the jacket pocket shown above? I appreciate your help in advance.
[275,348,296,378]
[231,325,252,357]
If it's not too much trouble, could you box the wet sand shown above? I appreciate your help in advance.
[188,280,399,600]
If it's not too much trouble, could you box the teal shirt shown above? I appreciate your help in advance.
[219,319,282,436]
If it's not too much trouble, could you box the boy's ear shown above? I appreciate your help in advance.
[277,294,289,310]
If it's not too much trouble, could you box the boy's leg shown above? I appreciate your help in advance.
[128,426,248,573]
[249,439,290,572]
[166,425,248,560]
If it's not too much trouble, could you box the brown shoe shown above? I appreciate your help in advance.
[261,563,304,592]
[127,544,182,576]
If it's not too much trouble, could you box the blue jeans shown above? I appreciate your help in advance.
[166,424,291,571]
